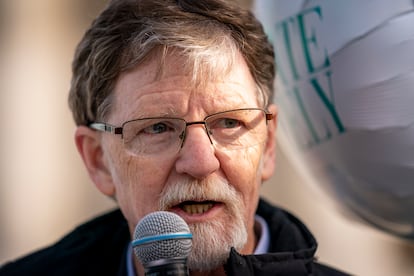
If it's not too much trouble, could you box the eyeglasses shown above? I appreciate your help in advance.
[89,108,274,156]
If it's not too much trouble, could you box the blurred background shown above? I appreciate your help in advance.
[1,0,413,275]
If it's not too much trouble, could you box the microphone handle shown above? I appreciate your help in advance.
[145,262,189,276]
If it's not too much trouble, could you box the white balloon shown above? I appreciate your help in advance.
[255,0,414,239]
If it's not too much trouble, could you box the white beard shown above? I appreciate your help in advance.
[158,177,248,271]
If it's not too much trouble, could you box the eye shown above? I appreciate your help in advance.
[217,118,241,129]
[207,117,245,137]
[143,122,171,134]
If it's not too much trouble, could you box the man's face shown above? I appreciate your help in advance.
[85,51,276,270]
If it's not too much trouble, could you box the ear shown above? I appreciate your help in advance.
[74,126,116,197]
[261,104,278,181]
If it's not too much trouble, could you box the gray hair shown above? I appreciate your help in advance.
[68,0,275,125]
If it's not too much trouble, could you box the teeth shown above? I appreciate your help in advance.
[182,203,213,214]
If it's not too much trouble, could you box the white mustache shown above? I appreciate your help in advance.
[158,177,240,210]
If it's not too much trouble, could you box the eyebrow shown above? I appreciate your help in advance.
[128,106,182,120]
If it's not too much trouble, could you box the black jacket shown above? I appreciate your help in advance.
[1,199,349,275]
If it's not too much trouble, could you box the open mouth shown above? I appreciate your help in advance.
[177,201,218,215]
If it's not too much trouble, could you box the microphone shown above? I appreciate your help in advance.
[132,211,193,276]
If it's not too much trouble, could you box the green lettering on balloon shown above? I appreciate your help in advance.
[292,86,320,146]
[310,71,346,134]
[275,17,300,82]
[297,6,330,74]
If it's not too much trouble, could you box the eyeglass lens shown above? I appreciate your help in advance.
[121,109,269,156]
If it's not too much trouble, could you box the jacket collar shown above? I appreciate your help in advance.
[224,199,318,275]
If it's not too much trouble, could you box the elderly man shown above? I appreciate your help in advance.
[2,0,348,275]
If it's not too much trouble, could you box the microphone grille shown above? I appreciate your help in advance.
[133,211,192,265]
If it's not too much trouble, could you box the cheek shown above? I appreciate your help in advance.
[222,146,263,185]
[218,146,263,214]
[109,154,172,228]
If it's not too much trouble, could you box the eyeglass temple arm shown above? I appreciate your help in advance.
[89,123,123,134]
[265,113,274,121]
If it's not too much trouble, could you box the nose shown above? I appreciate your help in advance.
[175,125,220,179]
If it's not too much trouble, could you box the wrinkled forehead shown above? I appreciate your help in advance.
[104,42,261,122]
[138,45,258,97]
[137,43,241,90]
[109,46,260,121]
